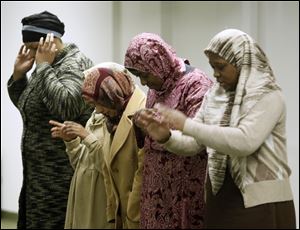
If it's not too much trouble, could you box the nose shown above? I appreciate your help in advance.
[97,106,107,114]
[140,78,147,86]
[213,71,221,79]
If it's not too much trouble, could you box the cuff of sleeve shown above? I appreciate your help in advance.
[64,136,81,150]
[182,118,195,135]
[163,130,181,149]
[7,75,27,87]
[82,133,98,147]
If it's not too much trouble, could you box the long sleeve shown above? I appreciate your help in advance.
[7,75,28,108]
[35,63,88,121]
[82,133,105,171]
[183,91,285,157]
[163,95,207,156]
[102,162,117,223]
[126,148,145,228]
[64,137,83,169]
[64,133,103,169]
[164,130,205,156]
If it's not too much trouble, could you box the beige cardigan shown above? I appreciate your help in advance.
[102,86,146,229]
[164,90,294,208]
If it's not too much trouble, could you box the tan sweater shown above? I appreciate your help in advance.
[164,90,294,208]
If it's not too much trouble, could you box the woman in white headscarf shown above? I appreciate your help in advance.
[134,29,296,228]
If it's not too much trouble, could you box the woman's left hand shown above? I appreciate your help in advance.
[61,121,90,140]
[134,109,171,143]
[154,103,187,131]
[35,33,57,65]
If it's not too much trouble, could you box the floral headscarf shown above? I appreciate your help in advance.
[82,62,135,133]
[82,62,134,111]
[124,32,185,96]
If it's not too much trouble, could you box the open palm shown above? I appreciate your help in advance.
[13,45,35,80]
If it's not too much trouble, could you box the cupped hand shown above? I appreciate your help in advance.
[13,45,35,81]
[35,33,57,65]
[154,103,187,131]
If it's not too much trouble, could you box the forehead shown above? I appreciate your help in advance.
[24,42,39,49]
[208,52,227,65]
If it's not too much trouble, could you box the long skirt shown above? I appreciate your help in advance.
[205,169,296,229]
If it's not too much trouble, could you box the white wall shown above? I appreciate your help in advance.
[1,0,114,213]
[1,1,298,227]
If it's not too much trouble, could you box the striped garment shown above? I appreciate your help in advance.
[7,43,94,229]
[204,29,282,195]
[164,29,293,210]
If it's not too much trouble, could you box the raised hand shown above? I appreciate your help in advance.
[154,103,187,131]
[134,109,171,143]
[60,121,90,140]
[13,45,35,81]
[49,120,76,141]
[35,33,57,65]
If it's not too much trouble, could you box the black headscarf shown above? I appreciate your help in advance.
[21,11,65,43]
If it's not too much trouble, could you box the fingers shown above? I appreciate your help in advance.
[19,45,25,55]
[21,45,29,56]
[50,126,62,138]
[44,33,51,48]
[18,44,32,59]
[137,109,160,127]
[63,121,77,126]
[38,33,54,49]
[25,48,31,56]
[39,36,44,46]
[62,122,79,133]
[49,120,64,127]
[154,103,170,114]
[51,43,57,53]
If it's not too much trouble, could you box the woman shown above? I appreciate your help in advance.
[137,29,296,229]
[124,32,212,229]
[50,62,146,229]
[7,11,93,229]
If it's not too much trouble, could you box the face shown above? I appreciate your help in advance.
[95,103,118,118]
[127,68,163,90]
[83,95,118,118]
[24,42,39,58]
[208,52,239,91]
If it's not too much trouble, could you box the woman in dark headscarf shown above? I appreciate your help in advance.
[137,29,296,229]
[7,11,93,229]
[124,33,213,229]
[50,62,146,229]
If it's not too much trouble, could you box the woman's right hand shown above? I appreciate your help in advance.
[13,45,35,81]
[49,120,77,142]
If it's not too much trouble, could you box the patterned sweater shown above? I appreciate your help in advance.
[7,43,93,229]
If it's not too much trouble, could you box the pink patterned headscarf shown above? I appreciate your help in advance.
[82,62,134,112]
[124,32,186,96]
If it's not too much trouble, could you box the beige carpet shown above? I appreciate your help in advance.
[1,211,17,229]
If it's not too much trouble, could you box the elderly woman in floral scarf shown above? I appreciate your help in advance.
[124,32,212,229]
[136,29,296,229]
[50,62,146,229]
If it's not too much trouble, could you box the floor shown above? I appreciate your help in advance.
[1,211,17,229]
